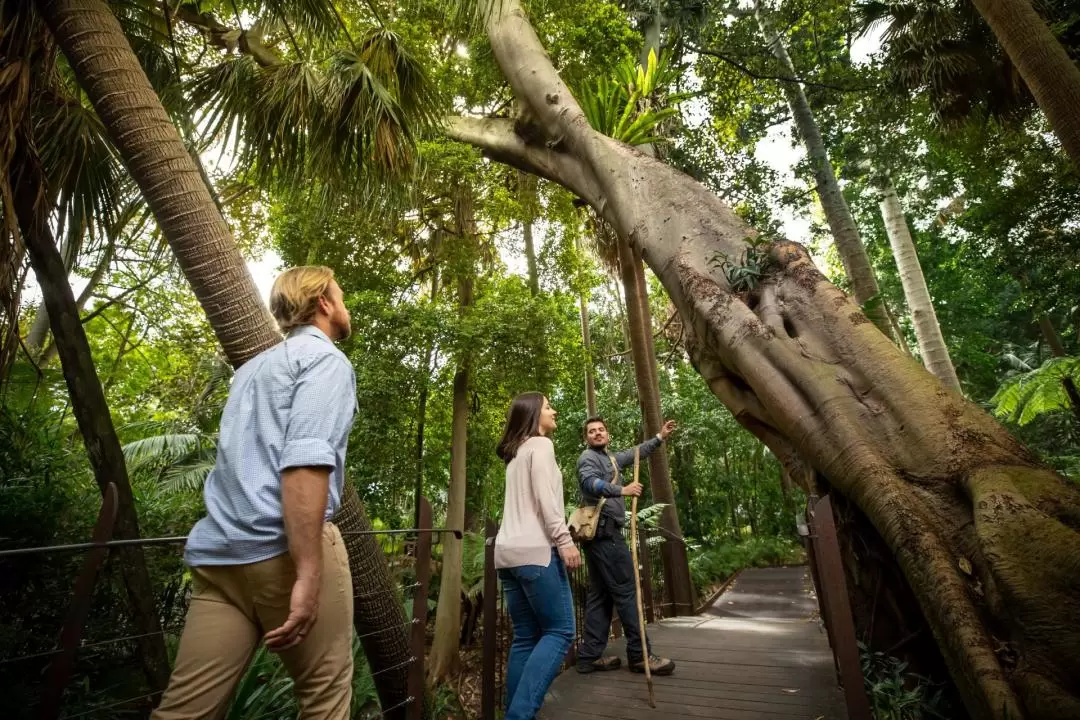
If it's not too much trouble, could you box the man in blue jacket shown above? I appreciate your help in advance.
[575,416,677,676]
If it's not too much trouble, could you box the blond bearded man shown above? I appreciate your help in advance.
[152,267,357,720]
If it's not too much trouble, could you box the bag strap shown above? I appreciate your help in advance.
[607,453,620,485]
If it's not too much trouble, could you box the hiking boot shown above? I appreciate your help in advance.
[630,654,675,676]
[576,656,622,673]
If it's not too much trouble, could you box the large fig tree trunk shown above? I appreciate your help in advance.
[444,1,1080,717]
[879,179,961,393]
[37,0,413,712]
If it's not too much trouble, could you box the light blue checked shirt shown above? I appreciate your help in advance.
[185,325,357,566]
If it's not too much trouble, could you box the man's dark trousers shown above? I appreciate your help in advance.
[578,521,650,665]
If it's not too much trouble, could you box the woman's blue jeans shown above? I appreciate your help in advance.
[497,548,576,720]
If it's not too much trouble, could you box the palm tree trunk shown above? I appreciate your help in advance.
[969,0,1080,170]
[753,1,893,339]
[11,135,170,695]
[38,1,414,710]
[618,239,695,614]
[879,180,961,393]
[36,0,281,367]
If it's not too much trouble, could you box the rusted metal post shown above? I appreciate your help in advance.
[481,519,498,720]
[406,497,433,720]
[40,482,119,720]
[810,495,872,720]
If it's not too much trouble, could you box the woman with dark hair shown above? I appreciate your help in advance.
[494,392,581,720]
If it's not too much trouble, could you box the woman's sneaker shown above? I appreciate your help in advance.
[630,654,675,676]
[576,656,622,673]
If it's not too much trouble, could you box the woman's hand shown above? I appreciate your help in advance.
[559,543,582,569]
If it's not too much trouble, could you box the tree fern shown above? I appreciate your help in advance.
[991,356,1080,426]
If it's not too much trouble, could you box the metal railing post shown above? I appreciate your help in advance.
[481,519,498,720]
[810,494,871,720]
[406,497,433,720]
[39,482,118,720]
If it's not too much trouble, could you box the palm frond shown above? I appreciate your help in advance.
[160,456,216,494]
[255,0,339,39]
[122,431,205,468]
[189,26,436,193]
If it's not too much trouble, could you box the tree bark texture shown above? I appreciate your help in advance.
[968,0,1080,170]
[429,190,476,682]
[443,1,1080,715]
[620,240,695,613]
[38,0,414,709]
[753,2,893,339]
[36,0,280,367]
[879,181,961,393]
[11,135,170,695]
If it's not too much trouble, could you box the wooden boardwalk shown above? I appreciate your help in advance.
[539,566,847,720]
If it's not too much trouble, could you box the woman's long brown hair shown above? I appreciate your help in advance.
[496,392,545,463]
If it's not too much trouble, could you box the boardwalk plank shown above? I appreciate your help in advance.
[536,566,847,720]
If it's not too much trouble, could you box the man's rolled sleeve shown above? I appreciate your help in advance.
[278,353,356,472]
[587,477,623,497]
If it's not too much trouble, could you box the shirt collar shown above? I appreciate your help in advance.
[288,324,335,344]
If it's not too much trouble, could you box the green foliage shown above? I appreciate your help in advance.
[687,537,806,596]
[226,634,379,719]
[991,356,1080,426]
[859,642,960,720]
[577,49,685,146]
[708,235,775,293]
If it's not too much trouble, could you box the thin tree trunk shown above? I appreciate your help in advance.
[523,221,539,295]
[879,180,961,393]
[517,171,540,295]
[580,291,598,417]
[429,191,476,683]
[1037,315,1080,424]
[618,239,694,614]
[969,0,1080,170]
[37,0,280,366]
[753,1,893,339]
[25,191,77,355]
[38,0,414,710]
[443,2,1080,713]
[11,136,170,694]
[37,239,114,366]
[413,269,439,529]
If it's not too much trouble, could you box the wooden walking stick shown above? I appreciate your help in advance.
[630,446,656,708]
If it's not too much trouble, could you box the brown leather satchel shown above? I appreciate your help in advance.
[568,455,619,542]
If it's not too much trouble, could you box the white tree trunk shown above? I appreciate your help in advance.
[879,181,961,393]
[753,1,892,339]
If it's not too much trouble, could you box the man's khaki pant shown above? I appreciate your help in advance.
[152,524,353,720]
